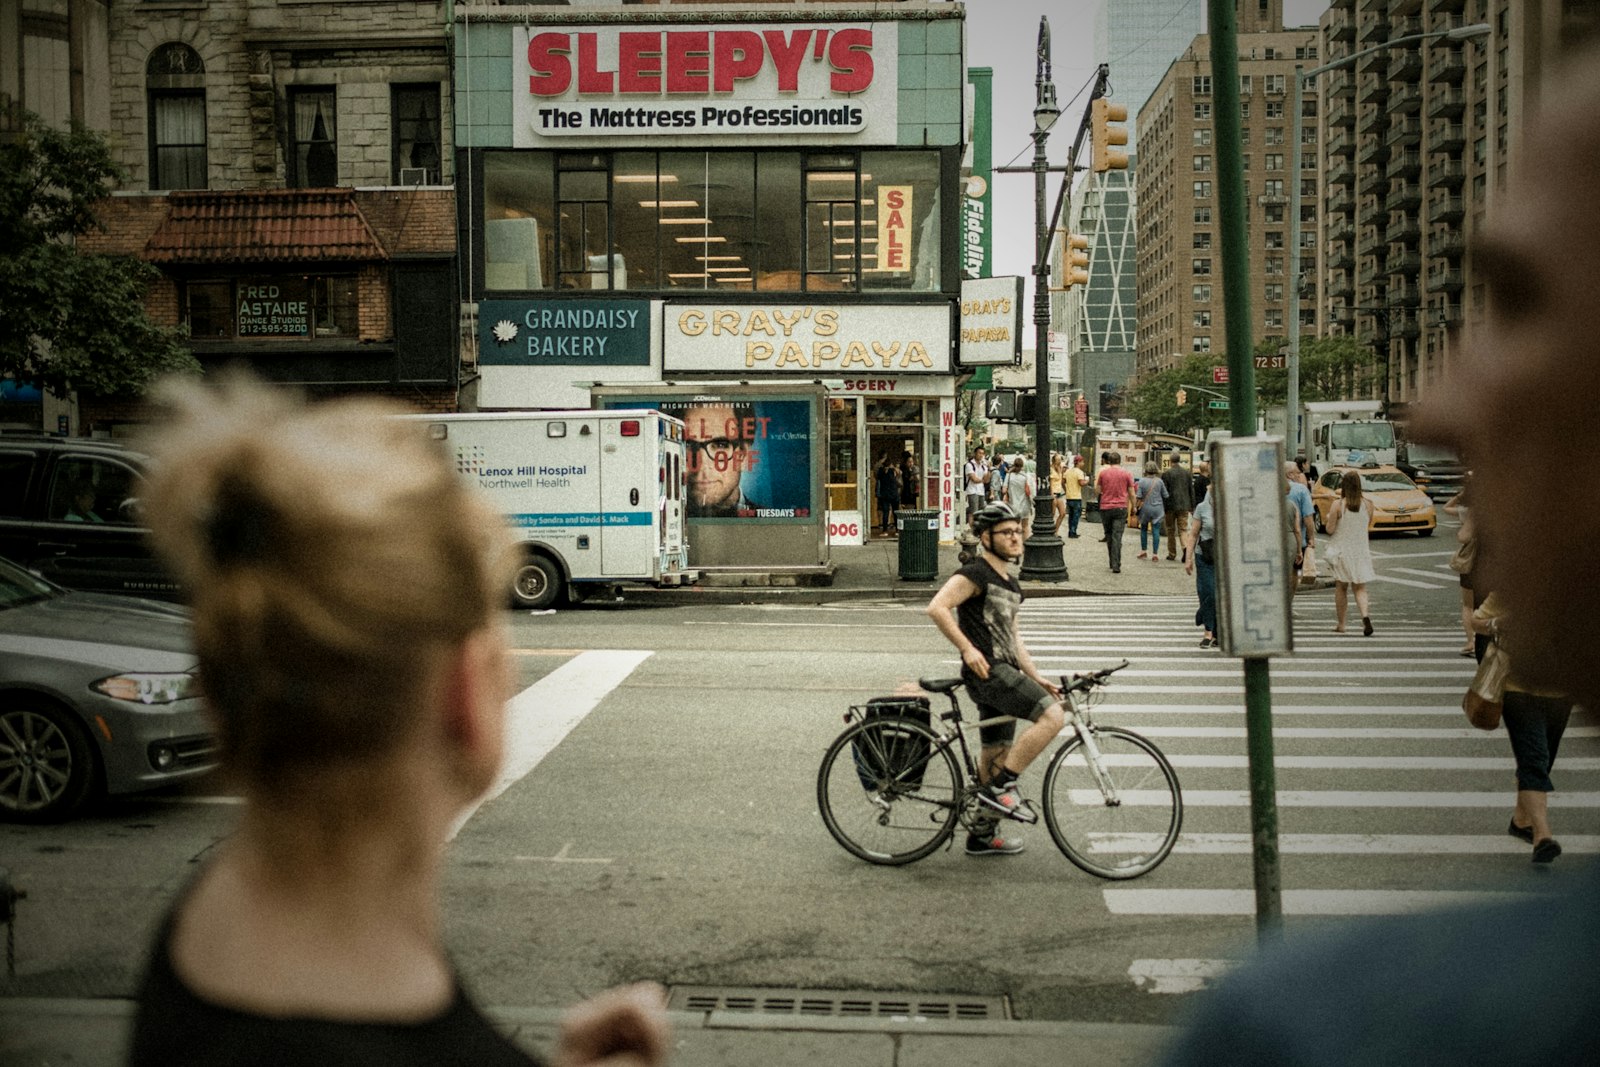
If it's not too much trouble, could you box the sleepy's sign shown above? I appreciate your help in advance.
[512,24,898,145]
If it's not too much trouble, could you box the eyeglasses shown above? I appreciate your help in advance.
[686,437,744,463]
[989,526,1024,538]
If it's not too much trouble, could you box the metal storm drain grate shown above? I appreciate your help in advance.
[666,984,1011,1021]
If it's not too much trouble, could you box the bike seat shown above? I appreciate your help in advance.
[919,676,963,694]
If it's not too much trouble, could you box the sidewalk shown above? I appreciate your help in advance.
[0,997,1177,1067]
[632,524,1235,607]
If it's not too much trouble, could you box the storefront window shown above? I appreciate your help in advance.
[481,149,943,294]
[181,275,357,341]
[827,396,859,510]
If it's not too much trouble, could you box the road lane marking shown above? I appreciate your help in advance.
[1065,789,1600,807]
[1103,889,1526,916]
[512,842,614,864]
[1094,833,1600,855]
[449,649,652,839]
[1129,959,1237,994]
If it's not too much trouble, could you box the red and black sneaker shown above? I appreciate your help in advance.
[965,833,1026,856]
[977,781,1038,824]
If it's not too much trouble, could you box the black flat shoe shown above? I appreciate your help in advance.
[1508,819,1534,844]
[1362,617,1374,637]
[1532,838,1562,863]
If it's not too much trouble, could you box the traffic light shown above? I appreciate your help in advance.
[1016,391,1037,423]
[1091,97,1129,173]
[1063,233,1090,288]
[1176,388,1188,406]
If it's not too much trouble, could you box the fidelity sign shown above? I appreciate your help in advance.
[512,24,898,145]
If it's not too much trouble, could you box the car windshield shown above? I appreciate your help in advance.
[1330,422,1396,450]
[0,557,62,610]
[1404,443,1458,464]
[1361,471,1417,491]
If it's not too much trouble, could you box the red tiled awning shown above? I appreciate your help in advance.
[144,188,387,264]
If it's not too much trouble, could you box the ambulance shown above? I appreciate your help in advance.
[407,410,695,608]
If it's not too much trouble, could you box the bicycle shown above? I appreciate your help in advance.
[817,660,1182,879]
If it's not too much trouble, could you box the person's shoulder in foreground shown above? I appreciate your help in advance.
[1158,861,1600,1067]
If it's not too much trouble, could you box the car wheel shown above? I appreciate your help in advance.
[1315,509,1328,535]
[511,554,563,610]
[0,703,100,823]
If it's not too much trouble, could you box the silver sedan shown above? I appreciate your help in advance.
[0,556,215,822]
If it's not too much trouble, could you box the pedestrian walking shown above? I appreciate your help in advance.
[1284,461,1316,588]
[1005,456,1035,538]
[1192,460,1211,505]
[1472,594,1573,864]
[1444,486,1479,656]
[1134,461,1169,562]
[127,374,668,1067]
[1160,454,1195,560]
[874,455,901,535]
[1322,469,1375,635]
[1060,455,1089,537]
[1182,490,1218,648]
[1048,453,1067,534]
[1094,453,1135,573]
[964,447,989,521]
[988,453,1008,501]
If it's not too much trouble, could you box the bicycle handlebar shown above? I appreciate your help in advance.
[1058,659,1130,695]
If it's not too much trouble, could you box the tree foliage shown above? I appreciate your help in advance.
[1124,338,1381,435]
[0,113,197,398]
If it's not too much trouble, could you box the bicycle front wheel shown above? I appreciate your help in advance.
[1041,725,1182,879]
[817,716,962,866]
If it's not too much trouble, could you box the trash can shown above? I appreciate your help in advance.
[895,509,940,581]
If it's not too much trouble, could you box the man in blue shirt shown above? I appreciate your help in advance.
[1285,462,1315,584]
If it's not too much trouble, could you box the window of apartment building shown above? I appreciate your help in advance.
[1241,128,1252,146]
[1265,282,1283,302]
[1193,310,1211,328]
[1295,45,1319,61]
[1265,153,1284,171]
[481,148,942,293]
[1239,75,1252,96]
[1192,336,1211,352]
[1265,231,1284,249]
[1193,155,1212,172]
[1266,74,1286,95]
[1302,126,1318,145]
[146,42,207,190]
[1264,127,1284,145]
[1194,102,1211,120]
[289,87,338,188]
[1301,203,1315,223]
[1263,178,1284,198]
[1192,282,1211,302]
[1265,203,1284,223]
[393,84,442,185]
[1193,128,1212,146]
[1301,307,1315,328]
[1193,180,1212,198]
[1265,308,1284,328]
[1242,155,1251,170]
[1194,206,1212,224]
[1265,256,1284,275]
[1474,137,1488,165]
[1301,177,1317,197]
[183,275,358,340]
[1193,258,1212,275]
[1241,101,1251,119]
[1193,232,1212,250]
[1193,75,1212,94]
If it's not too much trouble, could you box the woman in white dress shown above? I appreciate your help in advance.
[1325,470,1377,635]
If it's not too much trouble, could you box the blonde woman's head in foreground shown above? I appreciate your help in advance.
[139,373,515,806]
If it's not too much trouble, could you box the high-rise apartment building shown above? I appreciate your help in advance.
[1134,7,1319,380]
[1315,0,1599,423]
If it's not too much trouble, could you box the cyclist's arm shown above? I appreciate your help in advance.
[1012,637,1062,698]
[927,574,990,678]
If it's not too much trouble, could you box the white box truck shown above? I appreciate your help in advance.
[1303,400,1395,469]
[407,410,696,608]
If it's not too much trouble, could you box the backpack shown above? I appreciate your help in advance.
[850,696,933,791]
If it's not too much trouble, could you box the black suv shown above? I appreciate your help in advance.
[1396,441,1466,504]
[0,435,180,600]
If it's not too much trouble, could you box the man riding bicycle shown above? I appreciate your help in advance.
[926,502,1066,856]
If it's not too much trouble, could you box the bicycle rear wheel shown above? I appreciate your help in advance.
[1041,725,1182,879]
[817,716,962,866]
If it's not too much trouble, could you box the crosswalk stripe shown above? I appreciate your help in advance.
[1067,789,1600,807]
[1014,664,1474,678]
[449,649,652,839]
[1102,889,1526,916]
[1121,725,1600,739]
[1129,959,1237,994]
[1022,681,1477,695]
[1157,754,1600,770]
[1095,833,1600,855]
[1368,574,1450,589]
[1393,566,1457,580]
[1094,703,1463,716]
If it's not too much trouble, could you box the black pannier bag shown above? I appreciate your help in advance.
[850,696,933,791]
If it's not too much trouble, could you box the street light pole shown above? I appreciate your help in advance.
[1020,16,1067,582]
[1285,23,1490,462]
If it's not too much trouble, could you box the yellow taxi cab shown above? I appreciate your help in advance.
[1310,463,1437,536]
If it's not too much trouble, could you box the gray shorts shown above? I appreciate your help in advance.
[965,662,1056,745]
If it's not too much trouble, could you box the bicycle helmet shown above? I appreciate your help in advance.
[970,501,1020,536]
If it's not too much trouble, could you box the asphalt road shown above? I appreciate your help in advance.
[4,519,1595,1027]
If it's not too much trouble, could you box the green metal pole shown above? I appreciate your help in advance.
[1207,0,1283,936]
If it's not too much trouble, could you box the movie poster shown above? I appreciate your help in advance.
[607,396,813,520]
